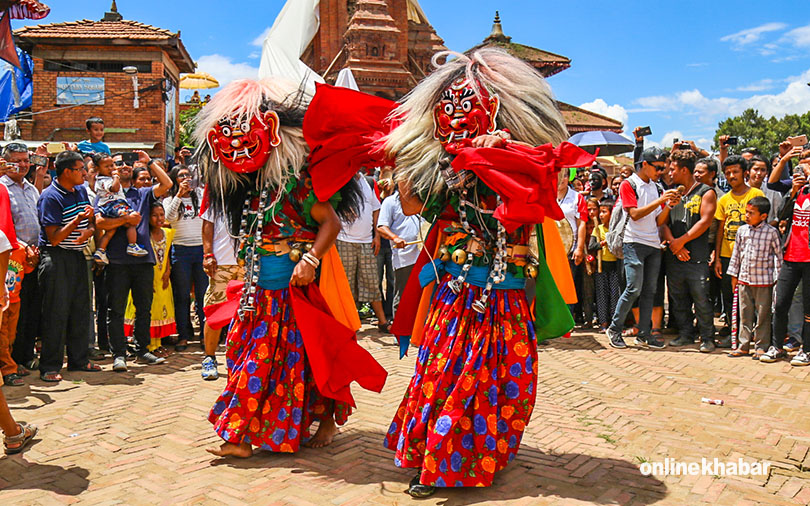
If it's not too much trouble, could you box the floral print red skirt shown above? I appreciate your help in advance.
[208,286,351,452]
[384,275,538,487]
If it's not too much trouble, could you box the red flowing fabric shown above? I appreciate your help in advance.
[448,141,596,233]
[290,284,387,406]
[390,222,441,338]
[204,280,387,407]
[303,83,395,202]
[0,185,18,249]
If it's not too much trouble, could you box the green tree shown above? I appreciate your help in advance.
[713,108,810,156]
[179,105,202,148]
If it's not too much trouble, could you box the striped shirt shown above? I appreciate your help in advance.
[37,180,92,250]
[726,221,782,286]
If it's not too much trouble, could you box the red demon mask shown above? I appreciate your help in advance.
[206,111,281,173]
[433,77,500,152]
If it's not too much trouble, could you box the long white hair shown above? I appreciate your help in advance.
[384,48,569,198]
[192,78,310,197]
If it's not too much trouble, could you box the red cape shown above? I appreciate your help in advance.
[205,281,387,407]
[303,83,395,202]
[449,141,596,233]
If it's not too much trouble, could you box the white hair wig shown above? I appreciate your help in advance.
[384,48,569,198]
[192,78,311,198]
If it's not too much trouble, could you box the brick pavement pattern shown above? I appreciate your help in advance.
[2,325,809,505]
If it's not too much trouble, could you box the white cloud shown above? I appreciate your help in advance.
[730,79,775,92]
[659,130,684,147]
[720,22,787,47]
[196,54,259,89]
[252,27,271,47]
[686,62,708,68]
[781,24,810,47]
[633,68,810,123]
[578,98,628,127]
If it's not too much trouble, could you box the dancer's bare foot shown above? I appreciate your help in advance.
[305,417,337,448]
[206,441,253,458]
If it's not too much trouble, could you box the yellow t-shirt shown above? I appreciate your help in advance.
[714,187,764,258]
[592,224,618,262]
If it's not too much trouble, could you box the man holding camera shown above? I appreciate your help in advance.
[1,143,47,374]
[95,151,172,372]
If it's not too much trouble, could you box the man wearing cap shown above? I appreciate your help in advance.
[606,132,679,350]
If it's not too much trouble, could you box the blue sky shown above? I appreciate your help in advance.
[21,1,810,151]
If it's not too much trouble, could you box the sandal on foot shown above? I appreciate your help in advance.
[728,349,750,357]
[622,326,639,338]
[2,373,24,386]
[651,328,664,340]
[67,363,102,372]
[39,371,62,382]
[378,321,392,334]
[16,366,30,377]
[4,422,38,455]
[408,483,437,498]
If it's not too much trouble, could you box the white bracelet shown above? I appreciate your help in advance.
[302,251,320,268]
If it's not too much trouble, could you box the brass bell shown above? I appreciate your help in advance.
[438,246,451,262]
[524,263,538,279]
[289,248,302,262]
[303,243,312,252]
[451,248,467,265]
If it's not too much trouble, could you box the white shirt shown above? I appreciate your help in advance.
[163,189,204,247]
[338,175,381,244]
[201,208,237,266]
[95,175,126,206]
[378,194,423,269]
[557,187,585,249]
[622,173,662,249]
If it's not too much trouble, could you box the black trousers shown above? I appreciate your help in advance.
[106,263,154,359]
[93,268,108,350]
[772,260,810,353]
[38,247,90,373]
[12,271,41,365]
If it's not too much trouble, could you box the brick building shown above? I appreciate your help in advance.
[11,2,195,156]
[305,1,622,132]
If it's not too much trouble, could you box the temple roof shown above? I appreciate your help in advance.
[13,4,195,73]
[558,102,623,133]
[469,11,571,78]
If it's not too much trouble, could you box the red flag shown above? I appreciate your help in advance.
[0,12,20,69]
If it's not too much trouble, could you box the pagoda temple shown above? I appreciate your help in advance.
[301,1,623,132]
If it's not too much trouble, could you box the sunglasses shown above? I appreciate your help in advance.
[114,160,126,167]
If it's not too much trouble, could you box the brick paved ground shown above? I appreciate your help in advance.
[2,325,809,505]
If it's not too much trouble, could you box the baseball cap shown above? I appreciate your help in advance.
[639,147,667,164]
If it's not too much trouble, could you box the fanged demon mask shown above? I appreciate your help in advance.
[433,77,500,152]
[206,111,282,174]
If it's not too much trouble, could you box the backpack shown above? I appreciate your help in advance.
[605,178,662,259]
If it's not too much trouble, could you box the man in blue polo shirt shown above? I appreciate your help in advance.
[37,151,101,382]
[95,151,172,372]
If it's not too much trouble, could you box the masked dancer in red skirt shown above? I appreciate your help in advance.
[381,48,595,497]
[197,79,388,458]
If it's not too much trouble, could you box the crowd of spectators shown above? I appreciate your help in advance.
[562,127,810,366]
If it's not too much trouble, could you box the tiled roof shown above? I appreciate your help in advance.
[14,19,177,40]
[559,102,624,133]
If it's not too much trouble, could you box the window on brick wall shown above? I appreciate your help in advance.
[43,60,153,73]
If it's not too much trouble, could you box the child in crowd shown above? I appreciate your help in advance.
[124,202,176,357]
[580,198,599,327]
[77,117,111,155]
[0,244,31,386]
[91,153,148,263]
[726,197,781,358]
[592,197,621,331]
[713,155,764,344]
